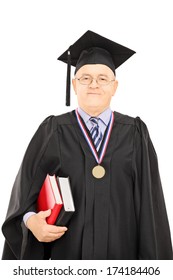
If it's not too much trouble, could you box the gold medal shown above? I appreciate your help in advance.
[92,165,105,179]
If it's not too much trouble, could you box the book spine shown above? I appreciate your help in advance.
[55,210,74,226]
[46,204,63,225]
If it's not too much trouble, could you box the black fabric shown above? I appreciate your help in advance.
[74,47,116,75]
[1,111,173,260]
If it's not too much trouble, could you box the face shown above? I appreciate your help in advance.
[72,64,118,114]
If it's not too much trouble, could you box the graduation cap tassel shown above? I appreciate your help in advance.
[66,48,71,106]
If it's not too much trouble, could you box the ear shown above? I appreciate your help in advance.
[112,80,118,96]
[72,78,77,95]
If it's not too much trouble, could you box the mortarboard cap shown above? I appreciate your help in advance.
[58,30,135,106]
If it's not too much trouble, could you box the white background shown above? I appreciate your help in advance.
[0,0,172,275]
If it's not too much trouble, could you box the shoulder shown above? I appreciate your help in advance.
[114,111,135,125]
[39,111,74,131]
[114,111,149,138]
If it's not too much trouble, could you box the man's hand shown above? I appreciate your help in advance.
[26,209,68,242]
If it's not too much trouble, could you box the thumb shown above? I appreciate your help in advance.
[40,209,51,218]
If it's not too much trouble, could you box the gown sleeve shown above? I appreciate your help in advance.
[133,117,173,259]
[1,115,61,259]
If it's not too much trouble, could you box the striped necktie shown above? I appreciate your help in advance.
[90,117,103,151]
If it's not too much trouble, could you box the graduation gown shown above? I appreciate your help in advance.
[1,111,173,260]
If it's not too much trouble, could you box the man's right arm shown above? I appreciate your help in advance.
[25,209,68,242]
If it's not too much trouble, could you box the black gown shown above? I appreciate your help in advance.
[1,111,173,260]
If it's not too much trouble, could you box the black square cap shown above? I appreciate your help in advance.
[57,30,135,106]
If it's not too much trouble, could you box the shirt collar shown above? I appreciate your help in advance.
[77,107,112,126]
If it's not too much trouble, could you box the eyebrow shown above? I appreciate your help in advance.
[77,73,110,77]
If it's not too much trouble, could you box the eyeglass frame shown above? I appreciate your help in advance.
[75,74,115,86]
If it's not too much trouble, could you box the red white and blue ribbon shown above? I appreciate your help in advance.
[75,109,114,164]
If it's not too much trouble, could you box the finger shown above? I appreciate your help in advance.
[46,225,68,233]
[38,209,51,218]
[41,231,66,242]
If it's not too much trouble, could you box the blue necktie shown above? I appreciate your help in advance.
[90,118,103,150]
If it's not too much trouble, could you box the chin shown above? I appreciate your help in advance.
[87,100,102,107]
[87,102,103,110]
[87,95,102,103]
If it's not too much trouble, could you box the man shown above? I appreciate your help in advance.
[2,30,173,259]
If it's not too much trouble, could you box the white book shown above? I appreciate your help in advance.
[56,177,75,226]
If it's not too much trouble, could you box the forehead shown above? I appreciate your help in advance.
[75,64,115,76]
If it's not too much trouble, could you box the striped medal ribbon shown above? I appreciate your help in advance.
[75,109,114,178]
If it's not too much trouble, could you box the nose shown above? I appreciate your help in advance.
[89,78,99,88]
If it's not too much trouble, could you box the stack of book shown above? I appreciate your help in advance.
[37,175,75,225]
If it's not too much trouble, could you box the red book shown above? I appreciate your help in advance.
[37,175,63,224]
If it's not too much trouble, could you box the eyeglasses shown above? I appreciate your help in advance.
[75,74,115,86]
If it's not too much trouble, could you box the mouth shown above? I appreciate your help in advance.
[87,92,101,95]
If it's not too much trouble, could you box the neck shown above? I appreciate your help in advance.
[79,106,110,117]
